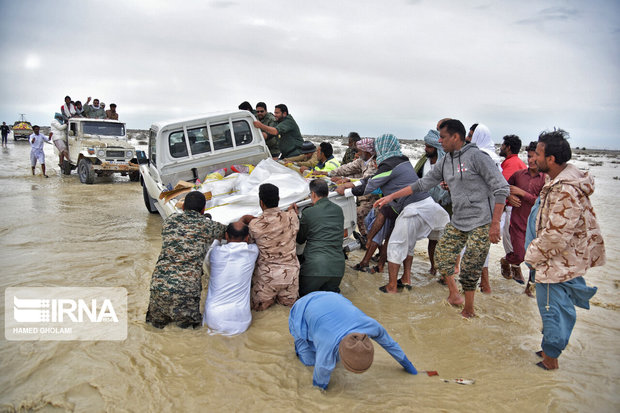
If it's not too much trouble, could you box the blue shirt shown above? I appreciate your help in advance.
[288,292,417,389]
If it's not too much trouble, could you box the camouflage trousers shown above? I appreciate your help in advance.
[357,194,380,237]
[146,287,202,328]
[436,223,490,291]
[251,276,299,311]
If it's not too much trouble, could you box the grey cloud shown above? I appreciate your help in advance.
[516,6,579,25]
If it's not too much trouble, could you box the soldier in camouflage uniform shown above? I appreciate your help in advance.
[341,132,361,165]
[241,183,300,311]
[146,191,226,329]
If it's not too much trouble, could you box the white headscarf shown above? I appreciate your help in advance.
[471,124,501,167]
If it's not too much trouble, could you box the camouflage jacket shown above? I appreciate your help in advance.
[328,156,377,179]
[525,164,605,283]
[150,210,226,294]
[341,147,357,165]
[249,207,300,284]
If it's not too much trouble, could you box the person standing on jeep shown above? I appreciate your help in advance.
[253,103,303,159]
[106,103,119,120]
[84,97,106,119]
[255,102,280,158]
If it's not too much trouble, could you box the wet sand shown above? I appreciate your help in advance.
[1,138,619,412]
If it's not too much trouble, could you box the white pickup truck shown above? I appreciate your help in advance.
[138,110,358,241]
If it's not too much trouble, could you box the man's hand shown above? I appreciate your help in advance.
[300,166,309,173]
[510,185,526,197]
[507,194,522,208]
[374,194,392,209]
[239,214,255,224]
[253,120,263,129]
[48,132,53,138]
[489,221,501,243]
[440,181,449,191]
[288,203,299,214]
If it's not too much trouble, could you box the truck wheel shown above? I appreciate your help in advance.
[78,158,95,184]
[142,184,158,214]
[129,171,140,182]
[62,160,73,175]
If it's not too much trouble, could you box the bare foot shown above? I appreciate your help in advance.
[461,309,475,318]
[447,293,464,306]
[429,267,437,276]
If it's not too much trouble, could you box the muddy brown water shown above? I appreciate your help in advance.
[1,140,619,412]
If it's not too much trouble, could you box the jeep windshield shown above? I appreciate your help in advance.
[83,122,126,137]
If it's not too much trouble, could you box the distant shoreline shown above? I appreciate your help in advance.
[32,127,620,154]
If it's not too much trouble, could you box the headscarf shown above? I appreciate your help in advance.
[423,129,445,160]
[471,124,501,165]
[356,138,375,155]
[374,134,402,164]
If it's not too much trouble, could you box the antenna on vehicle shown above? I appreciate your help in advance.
[18,114,27,122]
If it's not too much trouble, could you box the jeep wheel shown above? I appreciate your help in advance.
[129,171,140,182]
[61,160,73,175]
[142,183,158,214]
[78,158,95,184]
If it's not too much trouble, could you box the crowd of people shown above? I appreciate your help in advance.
[58,95,119,123]
[145,103,606,388]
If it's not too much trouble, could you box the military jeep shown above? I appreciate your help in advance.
[59,118,139,184]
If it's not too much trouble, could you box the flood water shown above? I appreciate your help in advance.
[1,139,619,412]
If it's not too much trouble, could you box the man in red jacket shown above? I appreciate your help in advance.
[499,135,526,279]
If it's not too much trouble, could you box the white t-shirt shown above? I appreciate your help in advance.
[203,240,259,335]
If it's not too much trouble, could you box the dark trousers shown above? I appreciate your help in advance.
[299,276,342,297]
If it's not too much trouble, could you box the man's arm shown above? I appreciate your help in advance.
[489,202,504,243]
[371,324,417,375]
[296,210,309,244]
[253,120,278,136]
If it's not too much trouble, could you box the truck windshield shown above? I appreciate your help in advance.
[83,122,126,137]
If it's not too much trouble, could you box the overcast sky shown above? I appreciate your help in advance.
[1,0,619,148]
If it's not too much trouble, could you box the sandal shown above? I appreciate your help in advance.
[536,361,551,370]
[351,263,372,273]
[397,279,412,291]
[370,265,383,274]
[535,351,543,358]
[378,285,400,293]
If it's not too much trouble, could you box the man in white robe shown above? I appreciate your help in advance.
[202,221,259,335]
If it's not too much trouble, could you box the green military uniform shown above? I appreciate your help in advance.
[341,146,357,165]
[276,114,303,158]
[146,210,226,328]
[260,112,280,157]
[84,105,105,119]
[296,197,345,296]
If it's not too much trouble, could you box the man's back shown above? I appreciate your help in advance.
[249,208,299,278]
[155,211,225,282]
[297,198,344,278]
[276,114,303,158]
[203,240,259,335]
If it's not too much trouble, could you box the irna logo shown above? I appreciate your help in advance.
[13,296,119,323]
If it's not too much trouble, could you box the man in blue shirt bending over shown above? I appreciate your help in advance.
[288,291,417,390]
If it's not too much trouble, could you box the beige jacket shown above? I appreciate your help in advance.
[525,164,605,283]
